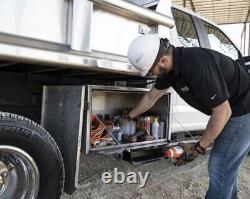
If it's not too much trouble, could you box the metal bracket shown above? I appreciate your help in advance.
[138,24,151,34]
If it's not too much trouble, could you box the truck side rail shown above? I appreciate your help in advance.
[91,0,174,27]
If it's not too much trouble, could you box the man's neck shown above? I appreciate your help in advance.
[167,54,174,72]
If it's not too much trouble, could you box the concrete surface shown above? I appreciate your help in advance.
[62,153,250,199]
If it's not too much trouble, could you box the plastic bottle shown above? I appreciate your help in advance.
[158,122,165,139]
[164,146,184,159]
[112,120,122,142]
[151,117,159,139]
[120,110,130,135]
[117,130,122,141]
[121,121,130,135]
[129,121,136,135]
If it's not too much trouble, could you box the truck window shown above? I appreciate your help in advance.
[202,21,238,60]
[171,8,200,47]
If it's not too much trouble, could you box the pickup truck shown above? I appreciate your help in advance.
[0,0,248,198]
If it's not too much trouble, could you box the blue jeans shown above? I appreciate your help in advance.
[205,113,250,199]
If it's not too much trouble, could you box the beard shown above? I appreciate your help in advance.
[158,67,168,77]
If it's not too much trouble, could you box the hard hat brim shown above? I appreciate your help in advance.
[140,66,152,77]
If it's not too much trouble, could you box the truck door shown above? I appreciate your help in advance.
[200,20,239,60]
[170,7,209,135]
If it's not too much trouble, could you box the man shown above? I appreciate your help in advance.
[127,34,250,199]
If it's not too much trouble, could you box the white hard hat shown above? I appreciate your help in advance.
[127,34,160,77]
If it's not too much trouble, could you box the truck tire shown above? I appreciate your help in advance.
[0,112,64,199]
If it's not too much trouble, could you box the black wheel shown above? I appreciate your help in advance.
[0,112,64,199]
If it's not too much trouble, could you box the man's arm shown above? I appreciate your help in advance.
[199,100,232,149]
[128,87,167,118]
[176,100,231,166]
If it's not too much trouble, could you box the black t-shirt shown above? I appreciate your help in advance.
[154,47,250,117]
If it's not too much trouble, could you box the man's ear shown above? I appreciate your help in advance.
[159,56,168,66]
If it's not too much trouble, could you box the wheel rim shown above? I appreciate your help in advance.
[0,145,40,199]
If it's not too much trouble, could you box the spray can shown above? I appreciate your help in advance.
[164,146,184,159]
[151,117,159,139]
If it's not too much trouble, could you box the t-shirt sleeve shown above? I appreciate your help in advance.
[154,74,173,90]
[188,63,230,109]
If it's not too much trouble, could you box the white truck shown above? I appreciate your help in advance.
[0,0,249,198]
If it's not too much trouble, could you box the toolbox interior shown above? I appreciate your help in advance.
[86,87,171,153]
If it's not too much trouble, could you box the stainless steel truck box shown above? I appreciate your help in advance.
[83,85,172,154]
[42,85,172,190]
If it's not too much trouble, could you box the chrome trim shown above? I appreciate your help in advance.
[88,84,151,92]
[0,43,138,74]
[0,145,40,199]
[75,86,85,188]
[71,0,93,52]
[0,161,8,193]
[91,0,174,28]
[90,139,168,152]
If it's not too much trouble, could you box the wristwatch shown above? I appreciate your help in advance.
[192,141,206,155]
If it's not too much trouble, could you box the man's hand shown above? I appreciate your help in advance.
[120,110,132,127]
[139,122,151,135]
[175,143,200,166]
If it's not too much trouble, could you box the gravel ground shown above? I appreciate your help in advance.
[62,153,250,199]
